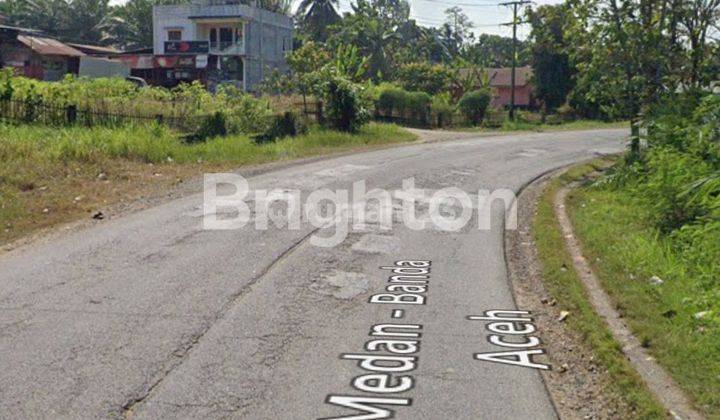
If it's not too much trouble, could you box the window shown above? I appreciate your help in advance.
[219,28,233,46]
[167,30,182,41]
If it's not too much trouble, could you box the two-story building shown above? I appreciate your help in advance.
[152,0,293,91]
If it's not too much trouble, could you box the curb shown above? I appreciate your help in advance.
[554,185,703,420]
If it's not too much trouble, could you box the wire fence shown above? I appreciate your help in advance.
[0,97,513,135]
[0,99,199,133]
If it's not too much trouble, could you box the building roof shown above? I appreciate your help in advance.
[18,35,85,57]
[117,47,154,55]
[487,66,533,87]
[67,43,121,55]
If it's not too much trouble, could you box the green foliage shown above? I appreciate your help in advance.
[462,33,530,68]
[431,93,455,127]
[327,0,402,81]
[322,76,370,132]
[599,92,720,290]
[396,62,451,95]
[376,86,407,116]
[297,0,341,42]
[196,111,228,141]
[405,91,431,125]
[641,149,713,232]
[332,44,370,82]
[458,89,491,126]
[256,111,308,143]
[0,73,276,137]
[527,4,574,113]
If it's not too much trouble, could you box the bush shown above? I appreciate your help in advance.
[405,91,432,126]
[195,111,228,140]
[255,111,308,143]
[556,103,576,122]
[639,149,713,232]
[459,90,491,126]
[396,62,451,95]
[431,93,455,128]
[377,87,407,117]
[323,76,370,133]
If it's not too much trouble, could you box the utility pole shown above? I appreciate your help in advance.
[500,1,531,121]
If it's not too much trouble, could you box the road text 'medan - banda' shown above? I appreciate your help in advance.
[322,260,431,420]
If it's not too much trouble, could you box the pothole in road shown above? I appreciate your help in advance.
[311,270,371,300]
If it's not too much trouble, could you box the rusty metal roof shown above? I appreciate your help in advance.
[67,43,121,55]
[17,35,85,57]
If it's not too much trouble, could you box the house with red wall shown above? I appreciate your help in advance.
[486,66,535,109]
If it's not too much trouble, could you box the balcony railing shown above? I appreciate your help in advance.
[209,41,245,55]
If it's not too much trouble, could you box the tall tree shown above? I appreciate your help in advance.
[679,0,720,86]
[296,0,341,42]
[463,34,529,67]
[527,4,574,113]
[65,0,110,43]
[329,0,402,80]
[442,6,474,55]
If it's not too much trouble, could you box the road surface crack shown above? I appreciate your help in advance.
[120,227,319,419]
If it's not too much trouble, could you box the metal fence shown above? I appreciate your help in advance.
[0,99,197,132]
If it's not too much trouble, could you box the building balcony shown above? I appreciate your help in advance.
[209,40,245,55]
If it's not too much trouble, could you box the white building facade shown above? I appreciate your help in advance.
[153,0,293,91]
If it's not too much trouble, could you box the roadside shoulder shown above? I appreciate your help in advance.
[505,162,668,419]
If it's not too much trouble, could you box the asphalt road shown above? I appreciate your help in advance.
[0,129,626,419]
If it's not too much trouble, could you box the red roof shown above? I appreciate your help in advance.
[17,35,85,57]
[487,66,533,87]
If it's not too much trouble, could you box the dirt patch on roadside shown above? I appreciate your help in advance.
[506,172,631,419]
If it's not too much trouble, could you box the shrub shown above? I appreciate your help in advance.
[431,93,455,128]
[397,62,451,95]
[641,149,713,232]
[255,111,308,143]
[195,111,228,140]
[405,91,432,126]
[377,87,408,117]
[323,76,370,133]
[459,90,491,126]
[556,103,576,121]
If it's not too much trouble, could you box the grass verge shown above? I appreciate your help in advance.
[459,119,629,133]
[566,172,720,417]
[533,160,667,418]
[0,122,415,246]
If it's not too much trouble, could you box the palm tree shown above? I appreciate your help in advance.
[296,0,340,42]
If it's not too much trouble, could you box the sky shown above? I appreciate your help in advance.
[328,0,563,39]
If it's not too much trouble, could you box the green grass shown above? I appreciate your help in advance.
[458,119,629,133]
[566,178,720,417]
[532,161,667,419]
[0,122,415,244]
[0,122,414,166]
